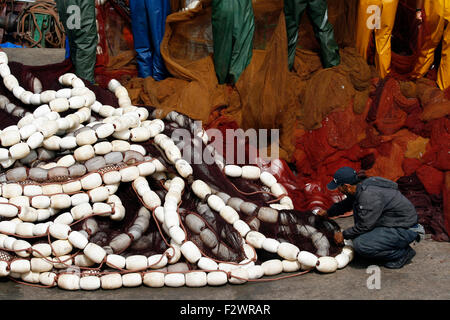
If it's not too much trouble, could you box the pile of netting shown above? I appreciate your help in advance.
[122,0,449,242]
[0,51,355,290]
[0,0,448,291]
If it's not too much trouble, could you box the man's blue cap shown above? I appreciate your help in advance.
[327,167,359,190]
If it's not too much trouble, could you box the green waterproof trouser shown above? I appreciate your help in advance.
[284,0,340,69]
[212,0,255,85]
[56,0,98,83]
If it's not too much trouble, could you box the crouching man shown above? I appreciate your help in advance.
[318,167,425,269]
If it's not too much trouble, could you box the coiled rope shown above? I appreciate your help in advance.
[16,0,65,48]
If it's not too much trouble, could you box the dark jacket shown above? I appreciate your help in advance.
[327,177,418,239]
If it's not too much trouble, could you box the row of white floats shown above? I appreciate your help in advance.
[178,153,351,277]
[0,239,354,290]
[0,51,159,170]
[0,157,161,199]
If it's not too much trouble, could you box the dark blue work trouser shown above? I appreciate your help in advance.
[130,0,170,80]
[352,227,418,263]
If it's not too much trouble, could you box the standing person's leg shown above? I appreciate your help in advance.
[352,226,418,268]
[374,0,399,79]
[412,0,445,80]
[284,0,308,70]
[130,0,153,78]
[212,0,234,84]
[437,2,450,90]
[355,0,382,61]
[73,0,97,83]
[306,0,340,68]
[56,0,75,62]
[228,0,255,84]
[147,0,171,81]
[57,0,98,83]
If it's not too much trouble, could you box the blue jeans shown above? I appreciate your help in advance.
[352,227,418,263]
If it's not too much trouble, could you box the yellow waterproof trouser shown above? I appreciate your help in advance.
[356,0,399,79]
[412,0,450,90]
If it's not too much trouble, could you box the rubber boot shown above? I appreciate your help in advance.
[284,0,340,70]
[355,0,399,79]
[56,0,97,83]
[374,0,399,79]
[130,0,170,80]
[437,1,450,90]
[212,0,255,84]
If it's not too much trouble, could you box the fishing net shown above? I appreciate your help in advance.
[0,54,349,290]
[397,173,448,242]
[120,0,449,241]
[0,0,448,292]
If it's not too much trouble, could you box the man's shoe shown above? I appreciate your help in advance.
[384,247,416,269]
[409,223,425,242]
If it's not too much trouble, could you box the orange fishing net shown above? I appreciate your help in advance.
[124,0,370,159]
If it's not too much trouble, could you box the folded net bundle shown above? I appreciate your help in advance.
[0,51,355,290]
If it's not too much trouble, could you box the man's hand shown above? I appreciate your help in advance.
[316,208,328,217]
[416,10,423,23]
[334,231,344,245]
